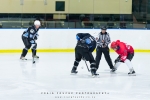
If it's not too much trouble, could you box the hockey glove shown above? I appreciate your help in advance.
[34,36,37,40]
[114,57,121,63]
[30,40,35,44]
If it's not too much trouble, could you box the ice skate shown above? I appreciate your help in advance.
[128,70,136,76]
[91,69,99,77]
[20,56,27,60]
[33,55,39,59]
[71,67,78,74]
[110,68,117,73]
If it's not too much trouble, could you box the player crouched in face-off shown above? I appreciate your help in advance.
[20,20,41,60]
[71,33,99,76]
[110,40,136,76]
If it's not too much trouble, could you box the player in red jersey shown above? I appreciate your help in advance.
[110,40,136,76]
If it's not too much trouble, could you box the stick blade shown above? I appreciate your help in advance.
[33,61,35,64]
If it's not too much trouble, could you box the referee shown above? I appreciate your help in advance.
[95,26,115,71]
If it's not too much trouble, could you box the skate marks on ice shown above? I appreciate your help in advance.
[0,53,150,100]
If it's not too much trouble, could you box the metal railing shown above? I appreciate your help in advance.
[0,21,148,29]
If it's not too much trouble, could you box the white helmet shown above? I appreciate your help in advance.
[34,20,41,26]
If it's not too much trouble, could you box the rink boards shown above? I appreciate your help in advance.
[0,29,150,53]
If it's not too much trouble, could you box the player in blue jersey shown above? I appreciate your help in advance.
[71,33,98,76]
[20,20,41,60]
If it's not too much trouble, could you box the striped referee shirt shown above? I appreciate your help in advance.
[97,32,111,47]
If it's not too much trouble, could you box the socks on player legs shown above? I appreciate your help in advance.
[124,59,134,71]
[114,62,122,69]
[21,48,28,57]
[32,49,36,56]
[73,60,80,68]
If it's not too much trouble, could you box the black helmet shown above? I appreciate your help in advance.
[101,26,107,30]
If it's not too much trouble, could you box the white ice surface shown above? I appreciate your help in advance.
[0,53,150,100]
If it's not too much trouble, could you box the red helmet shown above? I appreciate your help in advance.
[116,40,120,43]
[111,41,117,49]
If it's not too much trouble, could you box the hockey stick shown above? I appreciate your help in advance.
[32,49,35,64]
[32,43,36,64]
[84,60,90,72]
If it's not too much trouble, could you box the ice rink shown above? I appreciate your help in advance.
[0,52,150,100]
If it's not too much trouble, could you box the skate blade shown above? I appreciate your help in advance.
[34,58,39,59]
[128,73,136,76]
[20,59,27,61]
[92,75,99,78]
[92,74,99,78]
[71,73,77,75]
[110,71,116,74]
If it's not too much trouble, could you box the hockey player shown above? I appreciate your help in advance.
[20,20,41,60]
[71,33,98,76]
[110,40,136,76]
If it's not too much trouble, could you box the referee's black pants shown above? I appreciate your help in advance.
[95,46,114,70]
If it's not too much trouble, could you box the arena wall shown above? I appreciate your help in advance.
[0,29,149,53]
